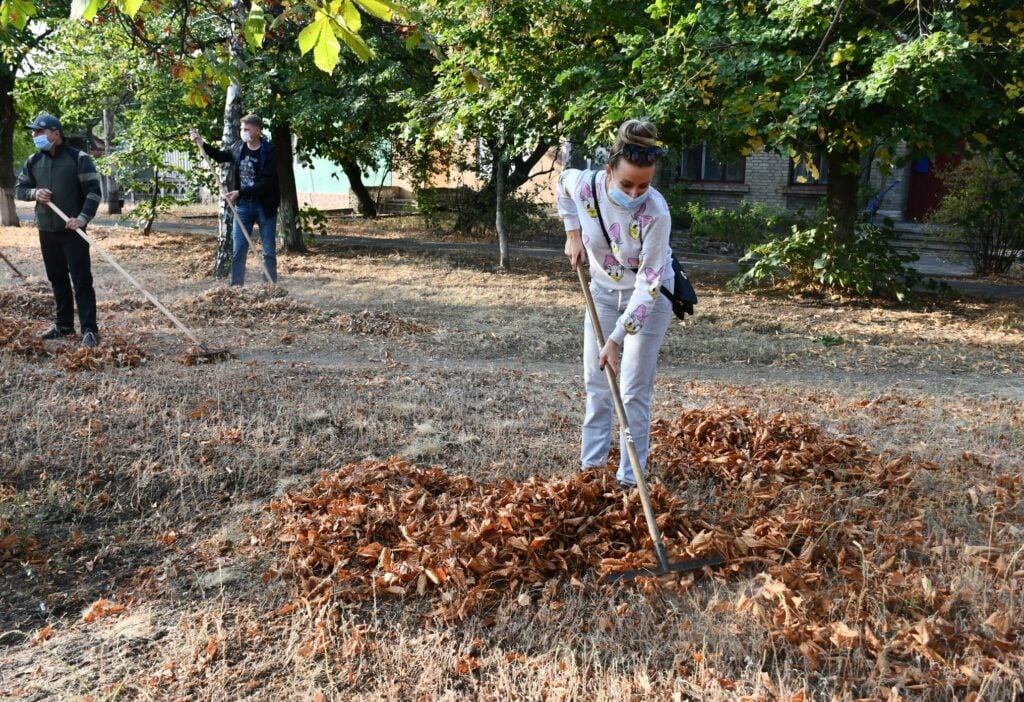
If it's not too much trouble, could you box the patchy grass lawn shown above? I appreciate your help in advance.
[1,224,1022,701]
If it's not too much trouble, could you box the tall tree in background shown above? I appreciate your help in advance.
[412,0,658,269]
[0,0,68,226]
[234,4,433,253]
[3,0,414,272]
[609,0,1024,239]
[15,21,212,233]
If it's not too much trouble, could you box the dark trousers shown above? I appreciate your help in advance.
[38,229,98,334]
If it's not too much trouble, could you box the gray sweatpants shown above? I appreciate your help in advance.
[580,279,673,485]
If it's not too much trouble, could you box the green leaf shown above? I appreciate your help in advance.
[116,0,143,19]
[244,3,266,48]
[298,14,328,56]
[353,0,409,22]
[462,68,480,94]
[0,0,36,30]
[70,0,104,21]
[335,20,372,62]
[314,21,342,72]
[341,0,360,31]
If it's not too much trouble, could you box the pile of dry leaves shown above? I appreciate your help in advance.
[342,309,431,337]
[0,316,46,357]
[181,286,326,328]
[268,406,1023,694]
[0,282,53,319]
[52,334,146,371]
[268,461,711,620]
[648,407,1022,693]
[180,286,429,337]
[1,313,145,370]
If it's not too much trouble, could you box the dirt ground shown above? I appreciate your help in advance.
[0,223,1022,701]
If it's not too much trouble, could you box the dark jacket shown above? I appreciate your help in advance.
[202,138,280,216]
[15,144,103,231]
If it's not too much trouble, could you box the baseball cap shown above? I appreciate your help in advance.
[26,114,62,131]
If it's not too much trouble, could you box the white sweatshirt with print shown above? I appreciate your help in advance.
[557,168,673,346]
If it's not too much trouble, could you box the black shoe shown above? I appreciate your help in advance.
[40,324,75,340]
[617,480,637,490]
[82,331,100,348]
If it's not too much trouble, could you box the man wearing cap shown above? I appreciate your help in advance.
[15,114,103,347]
[190,114,279,286]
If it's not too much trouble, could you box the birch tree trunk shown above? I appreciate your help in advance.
[213,79,242,280]
[102,107,122,215]
[494,147,510,271]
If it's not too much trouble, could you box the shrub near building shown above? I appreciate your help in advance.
[931,155,1024,277]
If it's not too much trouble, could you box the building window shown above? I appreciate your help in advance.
[679,144,745,183]
[790,151,829,185]
[565,143,609,171]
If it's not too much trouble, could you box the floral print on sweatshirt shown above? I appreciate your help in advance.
[557,168,672,345]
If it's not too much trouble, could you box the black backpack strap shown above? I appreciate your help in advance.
[591,169,644,273]
[590,170,613,252]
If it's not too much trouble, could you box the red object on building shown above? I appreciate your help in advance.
[905,152,961,221]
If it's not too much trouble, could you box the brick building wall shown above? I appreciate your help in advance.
[426,142,913,223]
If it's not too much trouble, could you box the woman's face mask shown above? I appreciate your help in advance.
[606,165,654,209]
[608,183,652,209]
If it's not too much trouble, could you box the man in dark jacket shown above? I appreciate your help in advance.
[190,115,280,286]
[15,114,103,347]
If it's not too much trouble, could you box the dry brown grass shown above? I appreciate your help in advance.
[1,223,1022,700]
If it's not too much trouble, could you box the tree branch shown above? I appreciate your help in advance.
[796,0,849,82]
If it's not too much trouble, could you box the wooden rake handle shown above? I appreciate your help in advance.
[45,201,204,346]
[0,248,25,278]
[575,264,671,570]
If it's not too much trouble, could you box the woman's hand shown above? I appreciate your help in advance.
[598,339,619,376]
[565,230,585,270]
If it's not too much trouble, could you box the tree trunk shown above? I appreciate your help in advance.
[825,148,861,242]
[102,107,122,215]
[339,159,378,218]
[453,139,551,236]
[495,148,510,271]
[214,79,242,280]
[272,121,305,253]
[0,64,21,227]
[142,167,158,236]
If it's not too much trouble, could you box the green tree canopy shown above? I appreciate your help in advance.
[606,0,1024,237]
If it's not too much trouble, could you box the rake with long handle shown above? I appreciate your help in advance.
[45,201,231,362]
[0,248,25,278]
[575,264,723,583]
[192,137,275,285]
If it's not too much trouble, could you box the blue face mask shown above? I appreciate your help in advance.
[33,134,53,150]
[608,183,652,209]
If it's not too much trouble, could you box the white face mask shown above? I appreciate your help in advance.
[241,129,254,143]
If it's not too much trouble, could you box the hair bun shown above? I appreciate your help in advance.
[618,119,657,147]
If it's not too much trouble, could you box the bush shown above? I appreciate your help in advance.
[688,202,788,253]
[930,155,1024,276]
[661,190,788,254]
[417,182,563,242]
[732,219,946,302]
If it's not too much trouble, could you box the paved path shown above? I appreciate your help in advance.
[15,209,1024,299]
